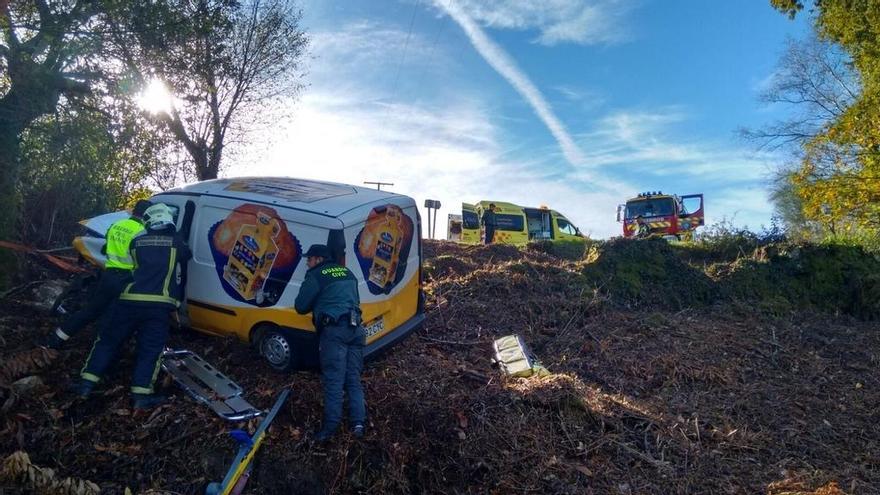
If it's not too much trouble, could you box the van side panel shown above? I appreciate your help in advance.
[345,200,421,345]
[185,198,325,339]
[184,196,422,350]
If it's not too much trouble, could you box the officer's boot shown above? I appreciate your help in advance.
[314,424,338,443]
[131,393,168,410]
[352,423,366,439]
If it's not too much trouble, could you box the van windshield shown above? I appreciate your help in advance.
[626,198,674,219]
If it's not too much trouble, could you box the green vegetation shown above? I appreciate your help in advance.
[0,0,308,287]
[761,1,880,243]
[526,239,591,261]
[524,228,880,319]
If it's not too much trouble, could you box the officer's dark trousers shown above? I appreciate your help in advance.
[59,268,131,338]
[485,227,495,244]
[319,323,366,429]
[81,304,170,394]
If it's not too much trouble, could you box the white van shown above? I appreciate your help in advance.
[73,177,425,371]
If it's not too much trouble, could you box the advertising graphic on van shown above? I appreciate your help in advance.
[224,178,355,203]
[354,204,414,294]
[208,203,302,306]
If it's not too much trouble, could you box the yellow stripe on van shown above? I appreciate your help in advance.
[187,273,421,345]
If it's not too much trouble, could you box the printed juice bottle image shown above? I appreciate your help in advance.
[223,211,281,301]
[368,207,403,289]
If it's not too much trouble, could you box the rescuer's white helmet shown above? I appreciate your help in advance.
[144,203,175,231]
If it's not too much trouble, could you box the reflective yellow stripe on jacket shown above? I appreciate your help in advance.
[119,247,180,307]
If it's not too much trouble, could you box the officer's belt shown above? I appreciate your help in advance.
[319,312,357,328]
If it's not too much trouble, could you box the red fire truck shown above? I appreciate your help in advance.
[616,192,705,241]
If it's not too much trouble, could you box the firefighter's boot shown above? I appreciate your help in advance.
[40,330,66,350]
[70,379,95,399]
[132,393,168,410]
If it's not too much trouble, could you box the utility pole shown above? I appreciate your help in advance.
[364,181,394,191]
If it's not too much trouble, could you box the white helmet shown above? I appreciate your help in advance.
[144,203,175,230]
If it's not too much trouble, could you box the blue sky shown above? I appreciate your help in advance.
[230,0,812,238]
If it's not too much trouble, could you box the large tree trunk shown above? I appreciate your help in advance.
[0,112,25,288]
[0,64,67,286]
[202,145,221,181]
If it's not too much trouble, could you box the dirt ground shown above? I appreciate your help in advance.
[0,240,877,494]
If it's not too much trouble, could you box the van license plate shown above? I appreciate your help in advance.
[364,317,385,338]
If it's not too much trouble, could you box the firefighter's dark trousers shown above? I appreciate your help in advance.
[81,304,170,394]
[58,268,131,340]
[319,323,367,429]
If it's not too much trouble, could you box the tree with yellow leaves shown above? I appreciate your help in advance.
[769,0,880,238]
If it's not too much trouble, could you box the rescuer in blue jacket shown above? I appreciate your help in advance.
[41,200,152,349]
[74,203,191,410]
[295,244,366,442]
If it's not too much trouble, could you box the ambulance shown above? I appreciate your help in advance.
[447,201,583,245]
[73,177,425,371]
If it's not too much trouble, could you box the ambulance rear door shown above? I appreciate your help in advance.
[461,203,480,245]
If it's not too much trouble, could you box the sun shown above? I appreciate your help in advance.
[137,78,175,115]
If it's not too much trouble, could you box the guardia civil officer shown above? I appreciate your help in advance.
[41,199,152,349]
[74,203,191,409]
[294,244,366,442]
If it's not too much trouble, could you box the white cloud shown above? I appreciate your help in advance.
[225,15,775,241]
[570,108,778,229]
[437,0,587,168]
[579,109,774,179]
[229,85,631,238]
[708,188,774,230]
[450,0,637,46]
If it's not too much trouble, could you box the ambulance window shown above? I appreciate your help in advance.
[496,214,524,232]
[462,211,479,229]
[557,218,577,235]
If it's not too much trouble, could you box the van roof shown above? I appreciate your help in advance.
[165,177,408,217]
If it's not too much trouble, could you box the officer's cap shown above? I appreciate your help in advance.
[305,244,333,259]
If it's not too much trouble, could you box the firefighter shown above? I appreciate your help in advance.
[73,203,191,409]
[481,203,498,244]
[294,244,366,442]
[41,200,152,350]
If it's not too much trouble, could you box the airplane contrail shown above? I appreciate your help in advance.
[437,0,586,167]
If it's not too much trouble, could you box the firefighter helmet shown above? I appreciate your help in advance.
[144,203,175,231]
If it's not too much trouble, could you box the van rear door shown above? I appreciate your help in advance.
[461,203,480,245]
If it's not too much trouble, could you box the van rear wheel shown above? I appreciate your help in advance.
[260,328,295,372]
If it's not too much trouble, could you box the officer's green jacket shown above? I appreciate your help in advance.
[294,261,361,327]
[104,217,146,270]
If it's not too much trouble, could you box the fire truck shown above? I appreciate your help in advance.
[616,192,704,241]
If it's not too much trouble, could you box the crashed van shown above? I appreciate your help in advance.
[74,177,425,371]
